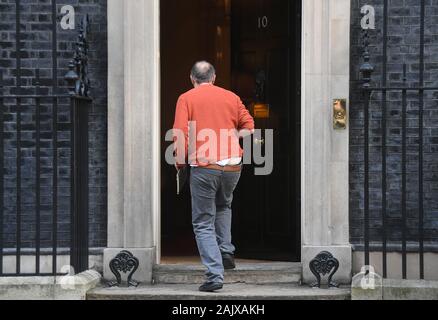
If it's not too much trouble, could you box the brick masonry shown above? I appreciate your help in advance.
[350,0,438,249]
[0,0,107,250]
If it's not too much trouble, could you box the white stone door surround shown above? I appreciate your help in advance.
[301,0,352,284]
[105,0,352,285]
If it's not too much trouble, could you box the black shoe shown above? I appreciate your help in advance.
[222,253,236,270]
[199,282,223,292]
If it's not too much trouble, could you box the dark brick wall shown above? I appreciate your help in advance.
[0,0,107,249]
[350,0,438,249]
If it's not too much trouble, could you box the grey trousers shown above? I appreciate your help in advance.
[190,167,241,284]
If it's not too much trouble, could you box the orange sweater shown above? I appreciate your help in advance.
[173,84,255,166]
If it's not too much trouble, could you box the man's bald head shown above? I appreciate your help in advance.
[190,61,216,85]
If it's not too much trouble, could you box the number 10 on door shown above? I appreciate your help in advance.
[258,16,269,29]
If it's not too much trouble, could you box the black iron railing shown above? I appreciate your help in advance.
[359,0,436,280]
[0,2,91,276]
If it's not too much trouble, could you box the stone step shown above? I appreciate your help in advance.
[87,283,351,301]
[153,263,302,285]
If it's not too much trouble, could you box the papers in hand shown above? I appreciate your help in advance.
[176,166,188,195]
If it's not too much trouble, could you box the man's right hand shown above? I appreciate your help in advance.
[239,128,255,138]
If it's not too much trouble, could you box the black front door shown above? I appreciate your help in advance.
[231,0,301,261]
[160,0,301,261]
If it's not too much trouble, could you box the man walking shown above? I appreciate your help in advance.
[173,61,255,292]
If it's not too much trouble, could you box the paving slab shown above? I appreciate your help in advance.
[87,284,351,301]
[153,263,302,285]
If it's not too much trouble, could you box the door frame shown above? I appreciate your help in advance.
[157,0,303,263]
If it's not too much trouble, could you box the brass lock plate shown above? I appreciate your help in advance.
[333,99,347,130]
